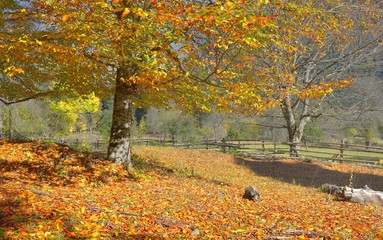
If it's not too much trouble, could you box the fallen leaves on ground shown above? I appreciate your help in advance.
[0,140,382,239]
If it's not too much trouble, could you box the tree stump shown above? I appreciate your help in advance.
[321,184,383,206]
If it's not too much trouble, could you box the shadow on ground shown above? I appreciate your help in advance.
[236,157,383,191]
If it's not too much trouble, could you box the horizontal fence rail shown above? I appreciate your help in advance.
[131,139,383,165]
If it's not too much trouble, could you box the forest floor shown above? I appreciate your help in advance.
[0,140,383,239]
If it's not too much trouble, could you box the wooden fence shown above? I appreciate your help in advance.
[5,135,382,165]
[134,139,383,165]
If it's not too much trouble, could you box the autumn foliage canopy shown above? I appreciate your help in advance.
[1,1,383,238]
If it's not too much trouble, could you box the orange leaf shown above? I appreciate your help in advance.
[62,15,71,22]
[121,8,130,18]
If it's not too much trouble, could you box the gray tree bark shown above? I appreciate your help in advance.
[107,66,137,169]
[8,104,12,139]
[321,184,383,206]
[281,97,312,157]
[0,102,3,137]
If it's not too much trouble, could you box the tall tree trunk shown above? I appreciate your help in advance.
[281,97,311,157]
[107,66,137,168]
[0,102,3,138]
[86,112,93,134]
[8,104,13,139]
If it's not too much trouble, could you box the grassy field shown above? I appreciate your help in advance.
[1,140,383,239]
[228,143,383,163]
[65,138,383,164]
[169,141,383,163]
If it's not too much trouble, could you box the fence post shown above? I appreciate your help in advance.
[365,141,371,150]
[340,140,345,159]
[262,141,265,153]
[273,142,277,154]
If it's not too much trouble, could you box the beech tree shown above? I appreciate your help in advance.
[1,0,273,167]
[236,1,383,156]
[4,0,381,163]
[0,103,3,136]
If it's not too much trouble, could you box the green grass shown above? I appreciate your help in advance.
[150,141,383,164]
[236,144,382,163]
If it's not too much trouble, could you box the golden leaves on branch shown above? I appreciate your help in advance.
[296,79,353,100]
[3,66,25,77]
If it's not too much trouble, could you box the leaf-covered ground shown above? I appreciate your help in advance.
[0,140,382,239]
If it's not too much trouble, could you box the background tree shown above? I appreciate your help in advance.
[302,120,323,143]
[226,118,258,140]
[145,108,198,143]
[94,99,114,140]
[49,93,100,136]
[131,117,147,141]
[237,1,383,156]
[198,113,229,141]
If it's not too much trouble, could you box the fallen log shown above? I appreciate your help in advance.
[321,184,383,206]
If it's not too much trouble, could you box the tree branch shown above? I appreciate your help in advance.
[315,33,383,78]
[83,52,117,68]
[0,91,60,106]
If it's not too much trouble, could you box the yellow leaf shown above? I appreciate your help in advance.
[299,234,306,239]
[121,8,130,18]
[81,207,86,213]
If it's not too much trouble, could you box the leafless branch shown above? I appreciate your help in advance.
[0,91,60,106]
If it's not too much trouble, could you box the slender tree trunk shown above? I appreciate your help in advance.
[8,104,13,139]
[86,112,93,134]
[107,66,137,168]
[281,96,298,156]
[0,102,3,137]
[281,97,311,157]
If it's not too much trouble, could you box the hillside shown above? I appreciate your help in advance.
[0,140,382,239]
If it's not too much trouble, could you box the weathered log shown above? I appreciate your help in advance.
[321,184,383,206]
